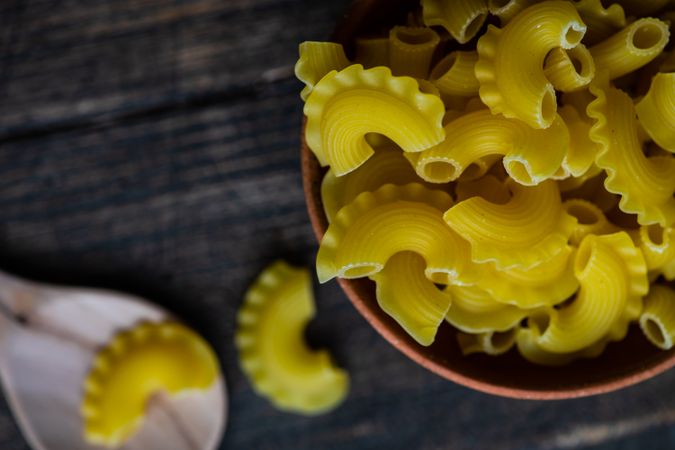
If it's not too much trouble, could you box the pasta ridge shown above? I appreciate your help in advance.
[422,0,489,44]
[295,41,350,101]
[446,284,529,333]
[636,73,675,153]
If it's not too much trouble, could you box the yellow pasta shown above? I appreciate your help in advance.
[457,329,518,356]
[615,0,670,15]
[573,0,627,45]
[295,41,350,101]
[444,179,576,269]
[640,285,675,350]
[543,44,595,92]
[560,171,619,212]
[422,0,489,44]
[446,285,528,333]
[82,323,220,446]
[631,224,675,274]
[475,1,586,129]
[354,36,390,68]
[590,18,670,80]
[455,174,511,204]
[530,232,648,353]
[563,199,618,245]
[371,252,452,346]
[407,109,570,185]
[236,261,349,415]
[558,104,601,177]
[304,64,445,176]
[636,73,675,153]
[474,246,579,308]
[321,144,434,222]
[588,75,675,226]
[389,26,440,78]
[429,51,480,99]
[488,0,536,24]
[317,183,475,285]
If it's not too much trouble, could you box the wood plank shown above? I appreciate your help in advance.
[0,73,675,449]
[0,0,346,136]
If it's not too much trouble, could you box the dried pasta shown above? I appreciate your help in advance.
[488,0,536,24]
[640,285,675,350]
[457,329,518,356]
[446,285,529,333]
[354,36,390,68]
[429,51,480,99]
[305,64,445,176]
[444,179,576,270]
[236,261,349,415]
[573,0,626,45]
[636,73,675,153]
[475,1,586,128]
[563,199,617,245]
[615,0,670,15]
[389,26,440,78]
[422,0,489,44]
[543,44,595,92]
[407,109,570,185]
[295,41,350,101]
[372,252,452,346]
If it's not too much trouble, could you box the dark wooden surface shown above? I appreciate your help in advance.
[1,1,675,449]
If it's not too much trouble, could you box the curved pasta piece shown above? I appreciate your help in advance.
[321,144,434,222]
[563,199,618,245]
[590,18,670,80]
[429,51,480,98]
[560,171,619,212]
[573,0,626,45]
[236,261,349,415]
[474,246,579,308]
[488,0,536,24]
[457,329,518,356]
[295,41,350,101]
[304,64,445,176]
[82,322,220,446]
[354,36,390,68]
[317,183,474,285]
[371,252,452,346]
[543,44,595,92]
[636,73,675,153]
[407,109,570,185]
[615,0,670,15]
[630,224,675,274]
[475,1,586,129]
[640,285,675,350]
[443,179,576,270]
[558,104,601,177]
[588,75,675,226]
[455,174,511,204]
[422,0,489,44]
[389,26,440,78]
[534,232,648,353]
[446,285,528,333]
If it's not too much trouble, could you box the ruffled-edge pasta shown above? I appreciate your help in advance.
[475,1,586,129]
[389,26,440,79]
[590,18,670,80]
[304,64,445,176]
[446,284,529,333]
[640,285,675,350]
[354,36,389,68]
[529,232,648,354]
[236,261,349,415]
[563,199,618,245]
[295,42,350,101]
[429,51,480,99]
[444,179,576,270]
[407,109,570,185]
[543,44,595,92]
[81,322,220,446]
[488,0,536,24]
[588,74,675,227]
[317,183,475,285]
[636,73,675,153]
[457,329,518,356]
[558,104,601,177]
[573,0,626,45]
[422,0,489,44]
[321,144,436,222]
[474,246,579,308]
[371,252,452,346]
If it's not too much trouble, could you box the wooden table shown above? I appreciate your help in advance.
[1,1,674,449]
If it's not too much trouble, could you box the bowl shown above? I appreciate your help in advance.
[300,0,675,399]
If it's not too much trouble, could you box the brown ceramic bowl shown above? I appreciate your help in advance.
[300,0,675,399]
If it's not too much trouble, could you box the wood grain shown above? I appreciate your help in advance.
[0,0,674,449]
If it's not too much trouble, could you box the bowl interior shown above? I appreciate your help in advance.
[300,0,675,399]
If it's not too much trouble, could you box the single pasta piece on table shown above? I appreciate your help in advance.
[236,261,349,415]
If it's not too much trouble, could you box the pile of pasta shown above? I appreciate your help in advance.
[295,0,675,365]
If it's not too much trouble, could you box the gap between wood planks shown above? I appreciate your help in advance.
[0,64,296,146]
